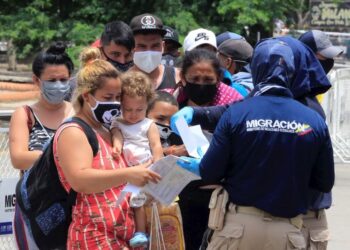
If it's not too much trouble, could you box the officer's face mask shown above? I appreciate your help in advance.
[89,95,121,127]
[133,51,162,73]
[155,122,183,147]
[40,79,71,104]
[319,58,334,74]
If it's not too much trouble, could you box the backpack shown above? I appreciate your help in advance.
[16,117,99,249]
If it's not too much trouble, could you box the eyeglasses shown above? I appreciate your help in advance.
[217,52,248,64]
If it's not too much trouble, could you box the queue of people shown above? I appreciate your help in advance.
[8,12,341,250]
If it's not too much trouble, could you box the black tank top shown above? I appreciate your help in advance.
[156,65,177,90]
[26,106,55,151]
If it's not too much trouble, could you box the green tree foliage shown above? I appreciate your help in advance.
[0,0,312,68]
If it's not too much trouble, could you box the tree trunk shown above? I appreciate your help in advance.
[295,0,310,29]
[7,39,17,71]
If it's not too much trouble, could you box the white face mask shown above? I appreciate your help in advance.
[133,51,162,73]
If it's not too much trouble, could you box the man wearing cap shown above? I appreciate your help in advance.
[216,31,244,47]
[161,26,182,67]
[299,30,343,114]
[129,13,180,91]
[299,30,342,116]
[91,21,135,72]
[217,39,254,94]
[183,28,217,52]
[299,30,343,74]
[298,30,343,250]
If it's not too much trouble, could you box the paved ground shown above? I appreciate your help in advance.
[327,163,350,249]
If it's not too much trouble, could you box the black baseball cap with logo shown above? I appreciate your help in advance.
[163,26,182,48]
[130,13,166,36]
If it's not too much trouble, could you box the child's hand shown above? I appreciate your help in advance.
[127,160,161,186]
[112,146,121,159]
[164,145,188,156]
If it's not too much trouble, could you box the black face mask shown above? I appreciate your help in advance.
[184,82,217,106]
[155,122,183,147]
[101,48,133,72]
[107,58,134,72]
[319,58,334,74]
[90,98,121,127]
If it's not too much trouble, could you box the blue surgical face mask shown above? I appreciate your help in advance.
[89,95,121,127]
[40,80,70,104]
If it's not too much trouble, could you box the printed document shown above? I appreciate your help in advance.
[122,155,200,206]
[174,116,210,158]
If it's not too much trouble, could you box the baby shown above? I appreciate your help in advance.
[110,71,163,248]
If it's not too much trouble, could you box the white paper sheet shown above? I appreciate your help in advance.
[123,184,142,194]
[121,155,201,206]
[174,116,210,158]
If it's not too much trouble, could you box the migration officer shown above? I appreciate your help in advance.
[177,38,334,250]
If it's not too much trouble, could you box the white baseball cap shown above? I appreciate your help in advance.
[183,28,217,52]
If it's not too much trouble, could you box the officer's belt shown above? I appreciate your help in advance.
[303,209,325,219]
[229,204,303,230]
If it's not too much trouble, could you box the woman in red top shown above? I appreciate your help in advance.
[54,47,161,249]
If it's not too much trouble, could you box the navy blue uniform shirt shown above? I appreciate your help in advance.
[199,88,334,218]
[192,37,334,211]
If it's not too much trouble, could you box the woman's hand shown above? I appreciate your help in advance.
[126,160,161,186]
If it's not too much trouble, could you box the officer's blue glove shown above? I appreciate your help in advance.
[170,107,194,135]
[176,156,201,176]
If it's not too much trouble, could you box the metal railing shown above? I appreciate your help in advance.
[323,69,350,163]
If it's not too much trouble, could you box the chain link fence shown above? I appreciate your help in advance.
[0,128,18,178]
[0,125,19,250]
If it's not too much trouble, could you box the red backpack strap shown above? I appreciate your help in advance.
[23,105,33,130]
